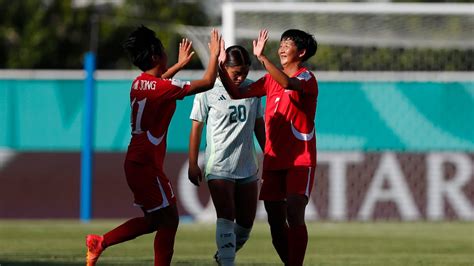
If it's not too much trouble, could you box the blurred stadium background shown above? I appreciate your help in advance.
[0,0,474,255]
[1,0,473,265]
[1,0,473,225]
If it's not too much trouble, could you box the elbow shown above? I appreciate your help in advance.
[203,82,214,91]
[199,78,215,92]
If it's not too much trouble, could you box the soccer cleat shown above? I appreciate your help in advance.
[86,234,104,266]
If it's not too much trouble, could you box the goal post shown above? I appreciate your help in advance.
[221,2,474,49]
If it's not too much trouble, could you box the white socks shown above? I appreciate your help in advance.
[215,219,253,265]
[216,218,236,266]
[234,223,251,252]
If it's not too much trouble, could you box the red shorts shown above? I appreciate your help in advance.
[124,160,176,212]
[259,167,315,201]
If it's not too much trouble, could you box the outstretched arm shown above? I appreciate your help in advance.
[185,29,221,95]
[254,29,303,92]
[218,40,260,99]
[162,38,195,79]
[217,39,243,99]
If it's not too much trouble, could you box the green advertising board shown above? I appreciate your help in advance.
[0,79,473,151]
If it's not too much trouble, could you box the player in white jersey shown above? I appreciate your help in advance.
[188,45,265,266]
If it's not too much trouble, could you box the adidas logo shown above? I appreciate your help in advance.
[218,95,226,101]
[220,242,235,249]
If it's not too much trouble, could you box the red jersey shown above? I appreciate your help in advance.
[248,67,318,170]
[125,72,191,169]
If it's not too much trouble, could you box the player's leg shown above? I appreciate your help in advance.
[86,213,157,266]
[208,176,237,266]
[264,200,288,264]
[260,170,289,265]
[146,169,180,266]
[86,160,161,266]
[148,204,179,266]
[234,175,258,252]
[96,204,178,266]
[286,167,315,266]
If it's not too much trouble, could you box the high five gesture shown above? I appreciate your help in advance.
[253,29,269,60]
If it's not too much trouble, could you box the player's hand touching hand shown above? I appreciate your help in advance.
[218,39,227,70]
[208,28,222,58]
[218,39,227,64]
[188,164,203,186]
[253,29,269,60]
[177,38,195,68]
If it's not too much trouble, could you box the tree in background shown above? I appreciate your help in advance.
[0,0,471,71]
[0,0,93,68]
[0,0,208,69]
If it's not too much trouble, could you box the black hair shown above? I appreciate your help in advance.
[122,25,165,71]
[280,29,317,62]
[224,45,251,67]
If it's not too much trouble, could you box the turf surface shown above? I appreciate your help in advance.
[0,220,472,265]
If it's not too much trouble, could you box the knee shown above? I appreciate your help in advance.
[267,214,286,228]
[286,209,305,227]
[286,196,308,227]
[236,219,254,229]
[146,207,180,231]
[235,211,255,229]
[264,202,285,226]
[161,211,179,230]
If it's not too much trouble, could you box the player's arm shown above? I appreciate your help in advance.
[254,29,303,92]
[162,38,195,79]
[254,117,266,152]
[185,29,221,96]
[218,63,256,99]
[188,120,204,186]
[218,40,260,99]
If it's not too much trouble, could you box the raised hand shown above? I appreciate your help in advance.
[177,38,195,68]
[218,39,227,65]
[253,29,269,59]
[160,38,195,79]
[208,28,222,58]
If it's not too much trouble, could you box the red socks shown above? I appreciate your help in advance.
[101,217,177,265]
[288,224,308,266]
[154,227,177,266]
[103,217,154,248]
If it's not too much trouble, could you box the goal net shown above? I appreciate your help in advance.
[182,2,474,71]
[222,2,474,50]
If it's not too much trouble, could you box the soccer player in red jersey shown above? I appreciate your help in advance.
[85,25,221,266]
[219,29,318,266]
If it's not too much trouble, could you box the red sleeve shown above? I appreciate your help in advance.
[244,75,268,98]
[159,78,191,100]
[297,71,318,96]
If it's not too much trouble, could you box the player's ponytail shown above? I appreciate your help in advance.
[122,25,165,71]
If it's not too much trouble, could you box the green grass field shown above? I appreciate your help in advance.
[0,220,473,266]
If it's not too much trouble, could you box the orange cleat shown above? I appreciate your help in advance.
[86,234,104,266]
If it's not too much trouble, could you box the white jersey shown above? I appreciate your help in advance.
[190,78,264,179]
